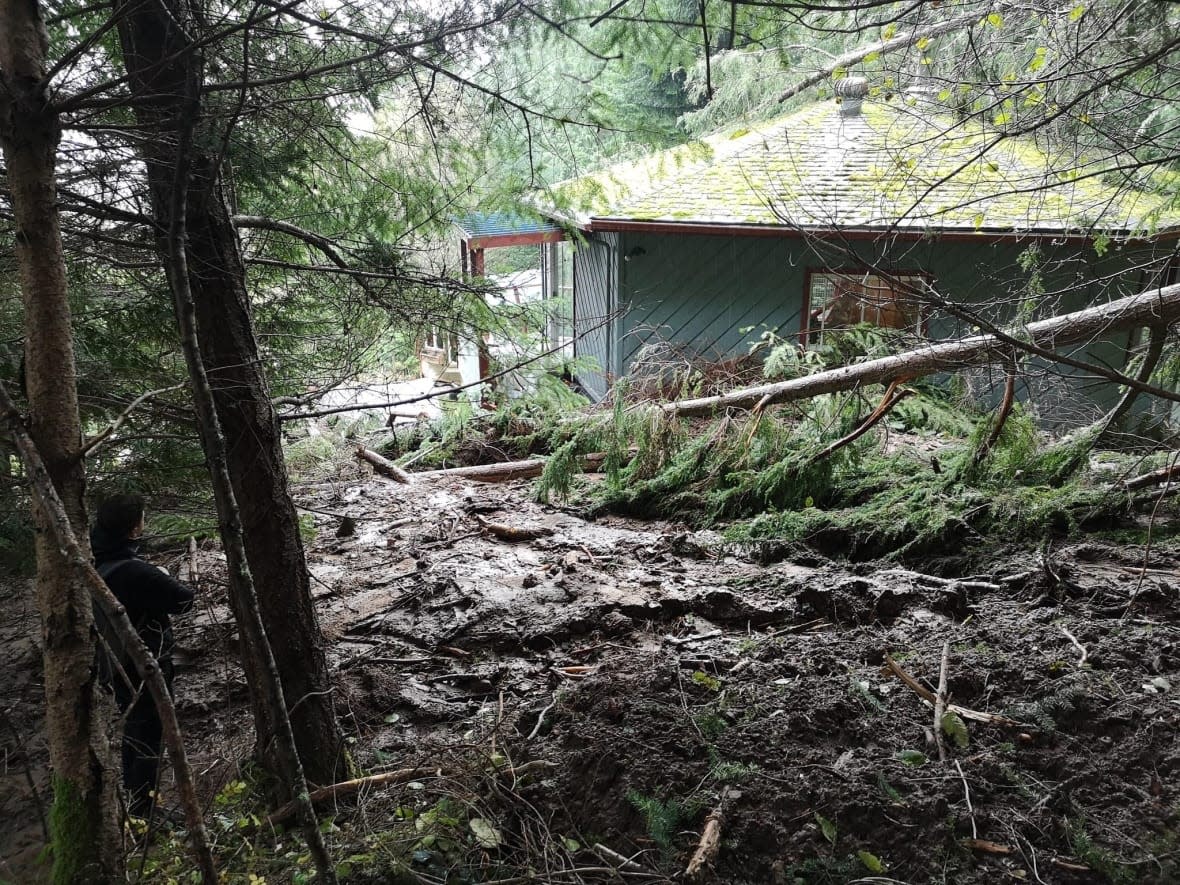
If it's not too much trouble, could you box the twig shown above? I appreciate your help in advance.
[934,640,950,762]
[591,842,649,872]
[266,760,556,827]
[884,654,1024,728]
[1050,858,1092,873]
[667,629,722,646]
[955,760,977,839]
[767,618,826,636]
[77,383,186,459]
[1059,626,1088,667]
[1126,449,1179,616]
[528,696,557,741]
[684,807,724,882]
[964,839,1012,855]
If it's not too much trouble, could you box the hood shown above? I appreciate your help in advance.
[89,524,139,564]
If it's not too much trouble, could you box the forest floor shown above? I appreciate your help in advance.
[3,464,1180,883]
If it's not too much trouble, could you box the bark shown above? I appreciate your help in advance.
[0,382,218,884]
[0,5,120,879]
[113,0,344,785]
[159,93,335,881]
[665,283,1180,417]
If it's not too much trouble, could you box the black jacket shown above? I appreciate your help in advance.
[91,525,194,680]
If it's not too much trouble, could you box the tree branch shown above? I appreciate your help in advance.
[76,383,186,460]
[777,2,1007,103]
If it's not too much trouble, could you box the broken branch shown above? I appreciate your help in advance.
[684,807,724,882]
[777,4,1007,103]
[1060,626,1088,667]
[1122,459,1180,491]
[934,639,950,763]
[591,843,648,873]
[884,654,1024,728]
[77,382,186,459]
[811,382,913,463]
[475,515,554,542]
[355,445,414,483]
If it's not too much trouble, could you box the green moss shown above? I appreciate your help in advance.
[49,774,104,885]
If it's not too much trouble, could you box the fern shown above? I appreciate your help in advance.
[626,790,687,851]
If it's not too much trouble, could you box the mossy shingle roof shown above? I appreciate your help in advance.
[543,101,1178,236]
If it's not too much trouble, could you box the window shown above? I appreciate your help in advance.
[422,327,460,364]
[806,272,927,343]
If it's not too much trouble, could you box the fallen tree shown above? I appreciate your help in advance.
[664,284,1180,417]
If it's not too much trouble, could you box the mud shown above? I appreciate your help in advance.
[2,469,1179,883]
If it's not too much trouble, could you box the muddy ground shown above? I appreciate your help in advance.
[2,466,1179,883]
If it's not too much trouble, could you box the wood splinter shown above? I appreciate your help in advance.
[684,807,724,882]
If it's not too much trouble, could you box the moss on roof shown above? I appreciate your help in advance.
[542,100,1179,236]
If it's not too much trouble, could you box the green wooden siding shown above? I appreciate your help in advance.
[578,230,1174,424]
[572,233,619,399]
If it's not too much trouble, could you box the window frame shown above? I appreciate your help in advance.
[800,267,933,346]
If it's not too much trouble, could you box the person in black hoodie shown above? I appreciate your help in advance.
[90,494,194,817]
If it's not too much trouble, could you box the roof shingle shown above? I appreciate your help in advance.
[543,100,1177,236]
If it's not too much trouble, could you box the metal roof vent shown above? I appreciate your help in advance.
[835,76,870,116]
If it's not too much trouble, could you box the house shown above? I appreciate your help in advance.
[536,77,1180,424]
[418,213,574,398]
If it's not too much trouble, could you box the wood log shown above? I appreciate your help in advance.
[355,445,414,483]
[415,452,609,483]
[1123,460,1180,491]
[664,283,1180,417]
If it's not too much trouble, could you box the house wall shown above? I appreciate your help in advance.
[578,229,1173,426]
[572,232,619,399]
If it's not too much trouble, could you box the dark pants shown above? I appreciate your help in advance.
[114,662,172,817]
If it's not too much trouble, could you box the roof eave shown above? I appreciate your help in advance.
[586,217,1180,244]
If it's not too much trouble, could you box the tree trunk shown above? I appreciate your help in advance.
[1,381,218,884]
[0,2,121,878]
[114,0,344,785]
[665,283,1180,417]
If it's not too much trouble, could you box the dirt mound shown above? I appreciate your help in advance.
[3,470,1179,883]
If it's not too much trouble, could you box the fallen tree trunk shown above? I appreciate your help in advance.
[665,284,1180,417]
[1123,460,1180,491]
[415,452,610,483]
